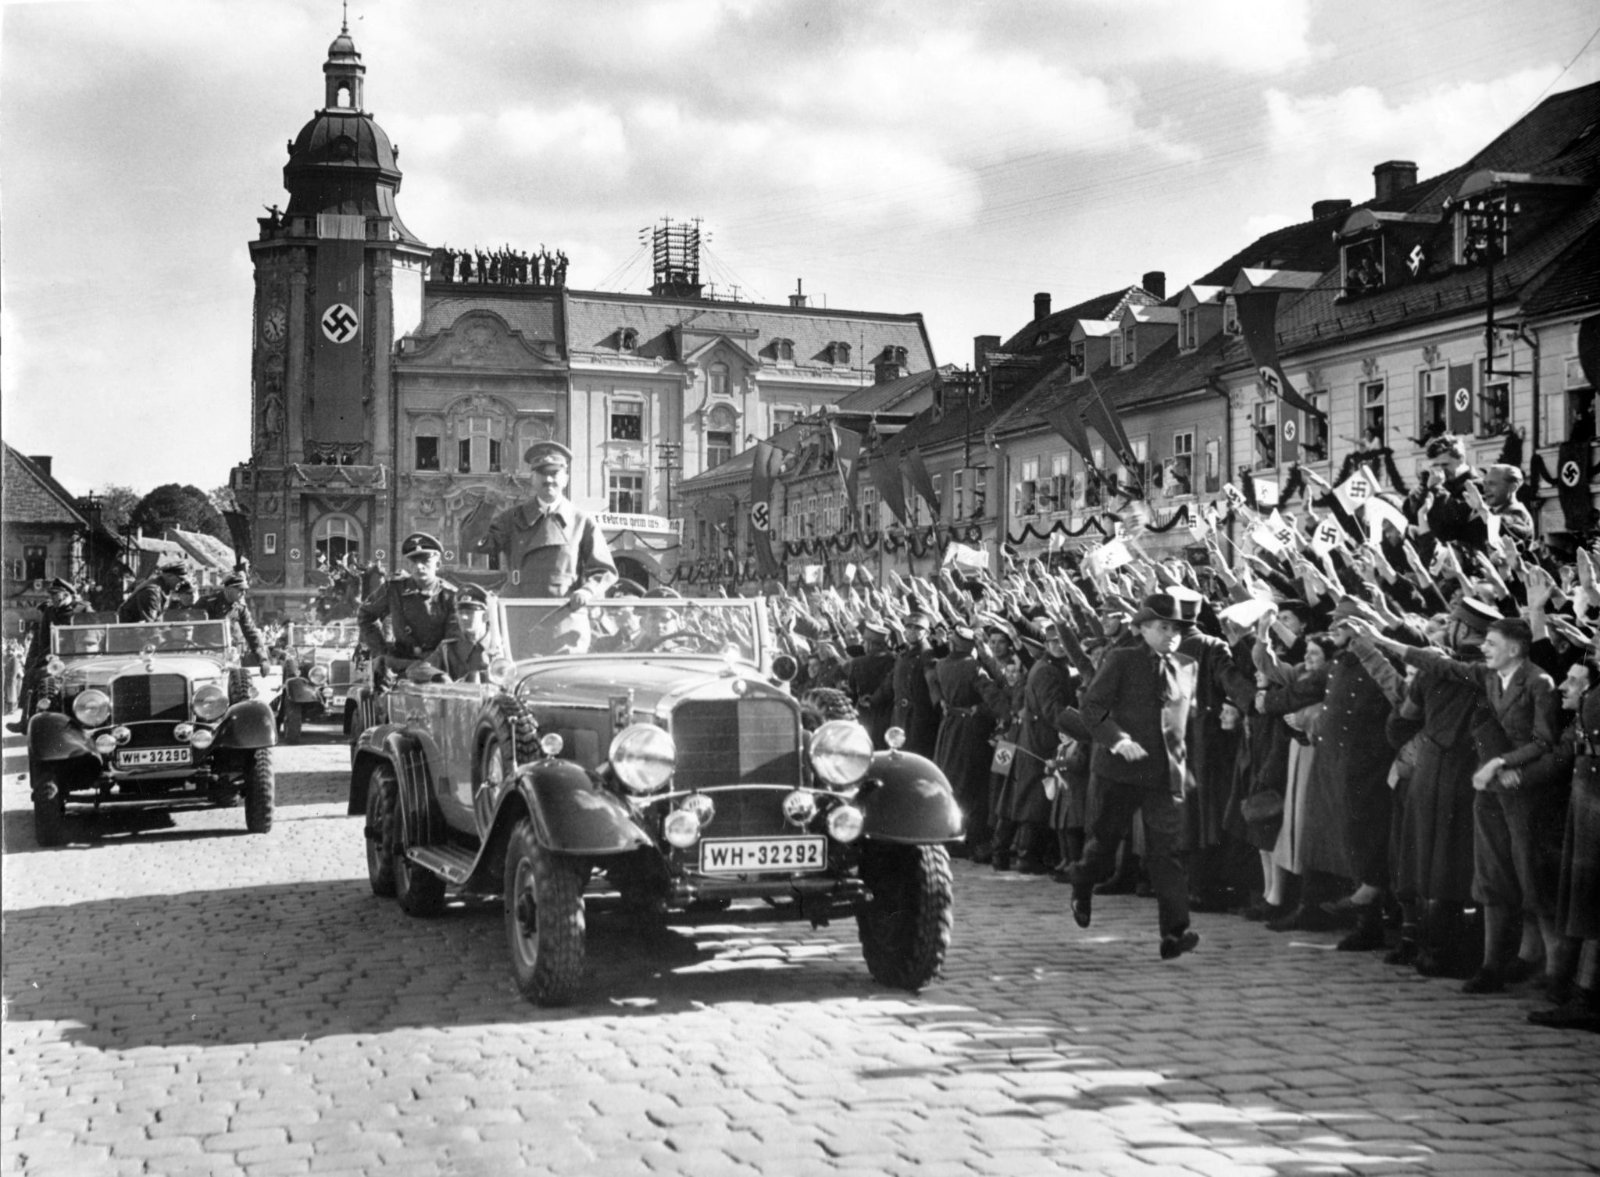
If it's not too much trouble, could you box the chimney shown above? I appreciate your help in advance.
[788,277,808,308]
[1312,198,1353,220]
[1142,270,1166,299]
[1033,292,1051,323]
[1373,160,1418,202]
[975,335,1000,370]
[29,455,52,476]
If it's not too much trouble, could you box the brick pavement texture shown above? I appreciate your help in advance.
[2,735,1598,1177]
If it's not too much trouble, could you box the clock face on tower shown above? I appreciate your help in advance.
[261,304,288,345]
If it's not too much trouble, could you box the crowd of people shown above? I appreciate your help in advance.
[774,435,1598,1034]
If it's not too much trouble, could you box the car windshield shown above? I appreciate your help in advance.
[53,620,232,656]
[286,621,361,649]
[499,598,763,664]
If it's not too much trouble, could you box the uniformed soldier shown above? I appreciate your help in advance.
[869,607,940,757]
[421,585,503,683]
[478,441,617,603]
[357,532,461,684]
[118,560,191,623]
[843,622,896,747]
[198,572,267,662]
[8,578,83,732]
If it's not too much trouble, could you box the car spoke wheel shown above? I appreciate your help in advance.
[244,748,275,833]
[365,765,399,897]
[281,698,303,744]
[503,816,586,1006]
[855,842,953,991]
[28,757,66,848]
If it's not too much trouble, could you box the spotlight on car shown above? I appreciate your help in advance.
[664,807,701,848]
[190,727,215,750]
[489,657,517,689]
[193,685,228,722]
[826,804,865,843]
[810,720,873,787]
[539,732,564,758]
[45,657,65,677]
[609,724,675,794]
[884,726,906,752]
[782,790,818,825]
[72,689,112,727]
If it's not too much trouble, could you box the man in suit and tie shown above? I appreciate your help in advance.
[1064,590,1203,961]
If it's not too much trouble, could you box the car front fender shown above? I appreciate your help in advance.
[858,750,964,844]
[284,678,321,705]
[517,758,652,854]
[26,713,98,764]
[346,726,418,815]
[212,700,278,750]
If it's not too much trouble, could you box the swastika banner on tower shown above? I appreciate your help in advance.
[310,237,366,444]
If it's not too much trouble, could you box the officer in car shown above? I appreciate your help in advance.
[421,585,503,682]
[357,532,461,684]
[198,572,267,663]
[118,559,191,623]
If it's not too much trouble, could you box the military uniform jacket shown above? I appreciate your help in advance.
[198,591,265,657]
[26,601,81,668]
[1081,644,1198,789]
[482,498,618,599]
[117,581,169,623]
[357,577,462,660]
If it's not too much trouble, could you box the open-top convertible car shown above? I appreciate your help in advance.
[25,615,278,846]
[277,619,364,742]
[348,595,962,1006]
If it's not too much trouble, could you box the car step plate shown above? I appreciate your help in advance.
[405,845,476,884]
[699,836,825,874]
[116,747,192,767]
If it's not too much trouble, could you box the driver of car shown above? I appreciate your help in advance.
[357,532,461,688]
[162,624,204,651]
[421,585,503,683]
[73,628,106,655]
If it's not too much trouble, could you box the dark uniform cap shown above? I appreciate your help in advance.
[525,441,573,471]
[157,558,191,575]
[400,532,443,559]
[455,584,489,610]
[222,572,248,589]
[1451,597,1501,635]
[47,577,75,594]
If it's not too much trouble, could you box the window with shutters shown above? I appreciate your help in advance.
[1015,458,1039,516]
[456,416,503,474]
[1170,432,1194,496]
[1418,369,1448,441]
[1047,455,1070,512]
[1204,438,1222,493]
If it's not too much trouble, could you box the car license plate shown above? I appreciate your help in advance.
[699,836,825,874]
[116,747,192,767]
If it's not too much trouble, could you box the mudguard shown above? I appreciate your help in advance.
[212,700,278,749]
[517,758,652,854]
[26,713,99,764]
[346,725,421,814]
[858,749,964,844]
[284,678,321,705]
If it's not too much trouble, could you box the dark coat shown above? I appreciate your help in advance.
[1179,630,1255,850]
[878,644,939,757]
[1307,646,1398,882]
[1081,643,1197,794]
[843,650,896,746]
[357,577,461,661]
[997,655,1078,826]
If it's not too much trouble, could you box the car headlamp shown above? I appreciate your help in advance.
[72,689,112,728]
[664,808,701,848]
[193,685,228,722]
[809,720,873,787]
[94,733,117,754]
[608,724,675,793]
[308,664,329,685]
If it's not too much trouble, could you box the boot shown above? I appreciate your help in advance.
[1337,903,1386,952]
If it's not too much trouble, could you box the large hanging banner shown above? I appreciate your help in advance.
[1235,290,1327,426]
[310,230,366,445]
[1447,362,1474,435]
[749,441,783,577]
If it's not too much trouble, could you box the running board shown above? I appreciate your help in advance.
[405,845,477,884]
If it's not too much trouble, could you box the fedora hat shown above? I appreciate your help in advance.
[1130,591,1201,627]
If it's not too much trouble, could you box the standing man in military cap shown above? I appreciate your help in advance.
[357,532,461,684]
[844,621,896,747]
[479,441,617,604]
[198,571,267,663]
[118,559,191,623]
[8,578,83,732]
[870,607,940,757]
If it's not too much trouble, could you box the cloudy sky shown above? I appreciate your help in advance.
[4,0,1597,497]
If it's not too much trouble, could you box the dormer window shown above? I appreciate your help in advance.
[1342,236,1386,298]
[774,338,795,363]
[619,327,639,352]
[1109,333,1124,367]
[1223,298,1240,335]
[1179,308,1198,351]
[1069,339,1086,376]
[1452,194,1515,266]
[827,341,852,366]
[709,362,729,398]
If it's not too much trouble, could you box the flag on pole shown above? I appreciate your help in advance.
[1234,290,1328,425]
[1309,515,1345,558]
[749,441,783,578]
[1268,509,1296,550]
[831,423,862,510]
[1254,478,1281,508]
[1248,521,1287,556]
[1082,374,1141,473]
[905,447,942,515]
[1333,466,1379,515]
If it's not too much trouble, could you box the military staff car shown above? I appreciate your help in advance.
[25,616,278,846]
[348,595,962,1006]
[277,619,364,742]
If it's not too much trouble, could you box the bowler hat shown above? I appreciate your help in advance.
[524,441,573,471]
[1130,591,1201,627]
[400,532,443,559]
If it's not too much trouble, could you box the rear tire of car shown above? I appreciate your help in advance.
[365,764,398,898]
[281,697,303,745]
[504,816,586,1006]
[29,757,66,848]
[855,842,953,992]
[244,748,274,834]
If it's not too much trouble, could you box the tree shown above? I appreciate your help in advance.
[128,484,227,540]
[209,485,239,515]
[91,484,141,534]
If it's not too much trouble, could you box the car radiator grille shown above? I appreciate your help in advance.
[328,660,353,689]
[111,676,190,723]
[672,698,801,839]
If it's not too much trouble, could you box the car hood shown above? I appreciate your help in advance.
[514,655,781,713]
[64,654,232,688]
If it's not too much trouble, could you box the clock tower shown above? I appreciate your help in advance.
[235,17,431,613]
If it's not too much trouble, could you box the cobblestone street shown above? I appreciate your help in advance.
[3,729,1597,1177]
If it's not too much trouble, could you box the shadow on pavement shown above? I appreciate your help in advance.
[2,879,881,1050]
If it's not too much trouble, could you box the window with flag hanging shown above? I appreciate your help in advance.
[1252,402,1277,470]
[1418,369,1448,441]
[1302,392,1328,460]
[1342,236,1386,297]
[1478,360,1510,437]
[1015,459,1039,516]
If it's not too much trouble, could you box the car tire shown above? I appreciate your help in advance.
[855,842,953,992]
[396,843,447,918]
[504,816,586,1006]
[228,668,252,706]
[282,697,303,745]
[244,747,274,834]
[29,756,67,848]
[365,764,398,898]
